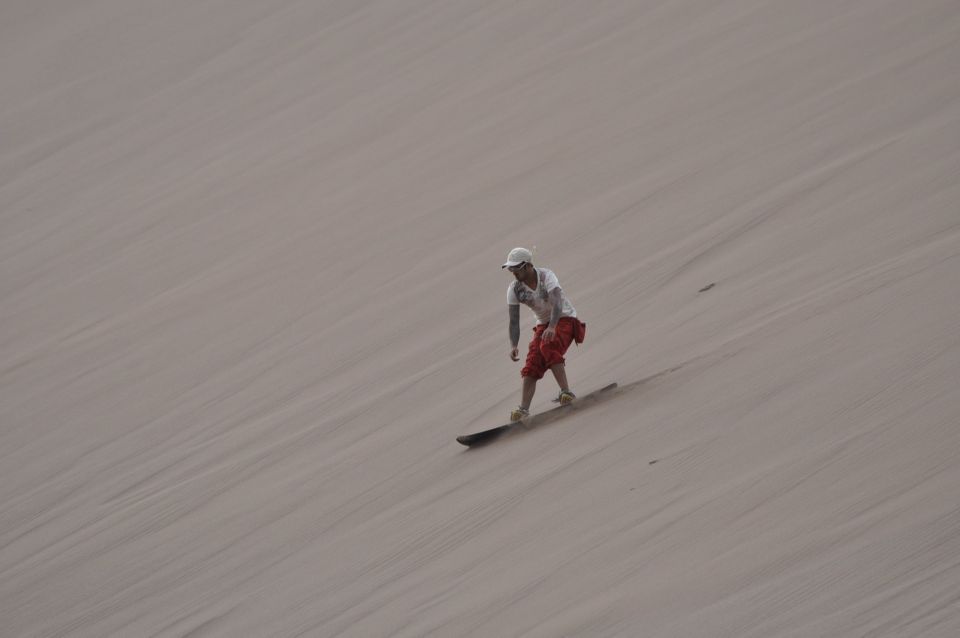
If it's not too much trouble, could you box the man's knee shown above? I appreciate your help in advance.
[539,342,567,368]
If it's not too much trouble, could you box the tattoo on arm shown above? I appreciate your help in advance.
[548,288,563,327]
[509,305,520,347]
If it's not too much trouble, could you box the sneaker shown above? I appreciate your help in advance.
[558,390,576,406]
[510,406,530,423]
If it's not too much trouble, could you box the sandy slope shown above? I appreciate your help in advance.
[2,1,959,636]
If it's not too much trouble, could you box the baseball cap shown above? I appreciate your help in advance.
[501,247,533,268]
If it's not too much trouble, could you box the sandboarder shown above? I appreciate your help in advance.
[503,247,586,423]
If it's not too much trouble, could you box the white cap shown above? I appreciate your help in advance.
[501,247,533,268]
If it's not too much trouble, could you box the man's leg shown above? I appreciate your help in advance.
[549,363,570,393]
[519,326,546,411]
[520,375,537,410]
[541,319,576,403]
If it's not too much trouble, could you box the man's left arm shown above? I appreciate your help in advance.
[544,287,564,341]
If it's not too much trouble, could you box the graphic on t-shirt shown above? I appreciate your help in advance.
[507,268,577,325]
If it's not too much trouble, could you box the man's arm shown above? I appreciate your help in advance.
[509,304,520,348]
[547,287,563,328]
[540,287,564,342]
[508,304,521,360]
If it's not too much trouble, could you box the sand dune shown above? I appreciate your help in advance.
[2,1,959,636]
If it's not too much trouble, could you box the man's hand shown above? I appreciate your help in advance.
[510,346,520,361]
[542,325,557,342]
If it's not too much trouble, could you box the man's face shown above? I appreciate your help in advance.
[508,262,528,279]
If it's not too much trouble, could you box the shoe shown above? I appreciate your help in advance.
[510,406,530,423]
[558,390,576,406]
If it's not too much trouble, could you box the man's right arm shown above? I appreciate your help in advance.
[508,304,520,348]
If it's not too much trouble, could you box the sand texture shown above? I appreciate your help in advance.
[2,1,960,636]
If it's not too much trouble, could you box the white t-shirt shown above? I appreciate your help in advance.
[507,267,577,325]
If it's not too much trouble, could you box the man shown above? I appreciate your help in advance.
[503,247,586,423]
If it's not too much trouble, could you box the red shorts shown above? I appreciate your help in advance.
[521,317,582,379]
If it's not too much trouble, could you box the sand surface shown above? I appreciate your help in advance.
[3,1,960,636]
